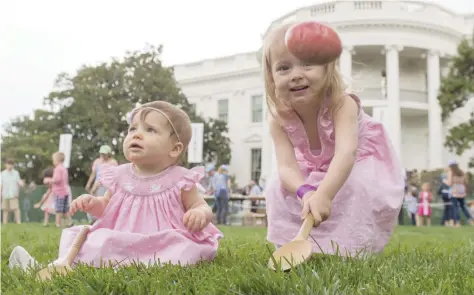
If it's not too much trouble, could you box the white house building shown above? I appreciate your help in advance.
[173,0,474,187]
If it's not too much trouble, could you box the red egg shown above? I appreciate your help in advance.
[285,21,342,65]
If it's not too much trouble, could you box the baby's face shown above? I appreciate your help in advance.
[123,110,177,165]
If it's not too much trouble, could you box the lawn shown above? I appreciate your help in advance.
[1,224,474,294]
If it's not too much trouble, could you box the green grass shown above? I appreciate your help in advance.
[2,224,474,294]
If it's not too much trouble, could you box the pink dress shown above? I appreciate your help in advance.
[40,184,55,214]
[266,94,405,257]
[56,164,223,267]
[417,192,432,217]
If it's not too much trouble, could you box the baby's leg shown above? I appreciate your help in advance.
[9,246,40,271]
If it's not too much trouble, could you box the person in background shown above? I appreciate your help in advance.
[85,145,118,223]
[34,168,56,227]
[404,186,418,226]
[204,165,218,195]
[416,183,432,227]
[215,165,231,225]
[44,152,72,228]
[398,170,408,225]
[22,181,37,222]
[1,159,24,224]
[438,173,453,226]
[447,160,473,227]
[246,179,263,213]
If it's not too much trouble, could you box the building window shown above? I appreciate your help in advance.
[380,69,387,99]
[250,148,262,182]
[218,99,228,122]
[251,95,263,123]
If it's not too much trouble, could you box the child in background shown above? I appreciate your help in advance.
[34,168,56,227]
[44,152,72,228]
[417,183,432,227]
[262,22,404,257]
[9,101,222,271]
[404,186,418,226]
[21,181,36,222]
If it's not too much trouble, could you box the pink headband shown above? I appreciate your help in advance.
[127,106,181,142]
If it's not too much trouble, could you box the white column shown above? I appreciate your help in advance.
[427,50,443,169]
[383,45,403,160]
[372,106,388,127]
[339,45,354,91]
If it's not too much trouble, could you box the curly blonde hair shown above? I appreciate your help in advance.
[262,22,347,121]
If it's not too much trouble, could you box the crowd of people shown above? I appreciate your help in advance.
[402,161,474,227]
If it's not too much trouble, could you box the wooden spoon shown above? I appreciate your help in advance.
[37,225,91,281]
[268,214,315,271]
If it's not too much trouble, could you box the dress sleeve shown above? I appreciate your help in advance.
[176,166,205,191]
[98,164,118,194]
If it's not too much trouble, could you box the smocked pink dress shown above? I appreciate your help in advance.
[56,164,223,268]
[266,94,405,257]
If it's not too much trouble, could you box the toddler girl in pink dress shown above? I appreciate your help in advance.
[416,182,432,226]
[9,101,223,270]
[262,23,405,257]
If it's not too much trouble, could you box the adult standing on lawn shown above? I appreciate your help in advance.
[447,161,473,227]
[1,159,24,224]
[84,145,118,223]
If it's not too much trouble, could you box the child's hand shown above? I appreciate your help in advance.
[34,203,41,209]
[70,194,100,215]
[301,192,332,227]
[183,208,209,232]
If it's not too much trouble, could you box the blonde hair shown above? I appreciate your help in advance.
[129,101,193,154]
[53,152,65,163]
[262,22,347,121]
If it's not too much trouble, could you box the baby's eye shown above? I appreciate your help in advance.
[128,127,136,132]
[147,127,157,133]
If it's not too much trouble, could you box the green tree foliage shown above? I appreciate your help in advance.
[438,33,474,167]
[2,45,231,185]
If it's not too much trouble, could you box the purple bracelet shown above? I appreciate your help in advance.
[296,184,318,199]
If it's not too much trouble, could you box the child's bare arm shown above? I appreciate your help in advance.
[316,96,359,201]
[87,190,113,218]
[182,185,213,222]
[269,115,305,195]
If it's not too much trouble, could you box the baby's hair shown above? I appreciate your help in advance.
[262,22,347,122]
[53,152,65,163]
[129,101,193,154]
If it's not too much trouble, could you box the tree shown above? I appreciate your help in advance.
[1,44,231,185]
[438,33,474,168]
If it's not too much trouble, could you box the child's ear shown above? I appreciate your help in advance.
[169,142,184,159]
